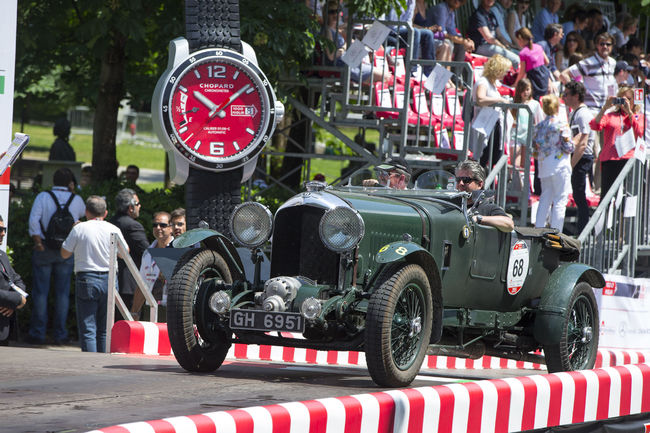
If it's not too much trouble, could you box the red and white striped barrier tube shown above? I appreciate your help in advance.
[110,321,171,356]
[110,321,649,371]
[88,363,650,433]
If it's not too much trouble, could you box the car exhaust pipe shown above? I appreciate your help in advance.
[427,340,486,359]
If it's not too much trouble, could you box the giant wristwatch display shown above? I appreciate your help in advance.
[152,0,284,233]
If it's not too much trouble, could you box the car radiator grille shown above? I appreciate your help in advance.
[270,206,339,285]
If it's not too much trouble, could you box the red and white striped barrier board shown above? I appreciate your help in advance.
[88,363,650,433]
[110,321,650,371]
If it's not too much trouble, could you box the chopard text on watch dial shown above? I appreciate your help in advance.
[160,49,276,170]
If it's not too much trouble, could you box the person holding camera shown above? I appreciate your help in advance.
[589,85,644,199]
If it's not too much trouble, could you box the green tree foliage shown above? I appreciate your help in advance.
[14,0,403,182]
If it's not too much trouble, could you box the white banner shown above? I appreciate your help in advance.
[0,1,17,154]
[596,274,650,350]
[0,1,16,251]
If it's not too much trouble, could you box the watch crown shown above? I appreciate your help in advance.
[274,101,285,124]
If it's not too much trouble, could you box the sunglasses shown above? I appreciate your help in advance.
[133,202,140,206]
[0,227,6,233]
[599,42,613,47]
[152,222,170,228]
[457,176,478,184]
[172,221,185,227]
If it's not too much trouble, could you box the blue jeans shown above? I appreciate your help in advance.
[29,248,74,342]
[75,272,109,352]
[390,27,436,75]
[475,43,520,69]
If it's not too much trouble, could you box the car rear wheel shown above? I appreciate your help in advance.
[365,263,432,387]
[167,248,233,372]
[544,282,599,372]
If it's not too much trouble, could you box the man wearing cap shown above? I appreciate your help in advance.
[363,158,411,190]
[455,160,514,232]
[614,60,634,86]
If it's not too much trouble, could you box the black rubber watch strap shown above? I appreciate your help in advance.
[185,0,242,52]
[185,167,242,237]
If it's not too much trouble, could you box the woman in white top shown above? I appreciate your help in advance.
[506,0,531,47]
[471,54,512,167]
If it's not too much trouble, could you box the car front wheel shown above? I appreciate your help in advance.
[544,281,599,372]
[365,263,433,387]
[167,248,233,372]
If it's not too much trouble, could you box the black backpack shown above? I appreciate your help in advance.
[40,191,76,250]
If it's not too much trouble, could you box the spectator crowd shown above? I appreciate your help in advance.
[0,164,190,352]
[312,0,648,234]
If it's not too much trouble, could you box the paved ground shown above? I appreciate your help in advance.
[1,344,540,433]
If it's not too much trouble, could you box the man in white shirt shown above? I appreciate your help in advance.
[560,33,617,111]
[61,196,128,352]
[27,168,85,345]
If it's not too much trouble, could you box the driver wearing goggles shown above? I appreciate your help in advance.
[362,157,412,190]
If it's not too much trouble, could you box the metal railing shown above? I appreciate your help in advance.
[477,102,535,227]
[105,232,158,353]
[578,156,650,276]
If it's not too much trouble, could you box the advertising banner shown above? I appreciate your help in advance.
[0,1,17,251]
[0,1,17,154]
[597,274,650,350]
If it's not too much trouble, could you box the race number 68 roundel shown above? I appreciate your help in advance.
[507,240,529,295]
[158,48,277,171]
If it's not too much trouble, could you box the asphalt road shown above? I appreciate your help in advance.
[1,345,541,433]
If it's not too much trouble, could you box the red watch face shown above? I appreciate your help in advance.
[168,55,268,163]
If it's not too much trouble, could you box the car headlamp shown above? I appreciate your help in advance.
[230,202,273,248]
[209,290,231,315]
[318,206,365,252]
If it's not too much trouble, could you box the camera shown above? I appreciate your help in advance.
[613,97,626,105]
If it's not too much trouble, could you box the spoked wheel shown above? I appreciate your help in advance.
[365,263,432,387]
[544,282,599,372]
[167,248,233,372]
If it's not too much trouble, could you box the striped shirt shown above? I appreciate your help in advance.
[566,54,617,109]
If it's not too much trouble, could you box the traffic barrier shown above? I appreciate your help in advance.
[111,321,649,371]
[88,363,650,433]
[110,320,171,356]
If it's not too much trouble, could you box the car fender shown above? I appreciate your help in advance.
[172,228,245,280]
[375,241,443,343]
[533,263,605,345]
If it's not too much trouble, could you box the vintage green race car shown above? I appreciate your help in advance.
[167,173,605,387]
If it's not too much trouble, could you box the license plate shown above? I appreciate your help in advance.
[230,309,305,333]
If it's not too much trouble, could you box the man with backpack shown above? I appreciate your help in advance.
[27,168,85,345]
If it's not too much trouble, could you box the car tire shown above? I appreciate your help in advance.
[544,281,599,373]
[167,248,233,372]
[365,263,433,387]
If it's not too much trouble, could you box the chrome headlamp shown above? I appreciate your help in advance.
[209,290,231,315]
[230,202,273,248]
[318,206,365,253]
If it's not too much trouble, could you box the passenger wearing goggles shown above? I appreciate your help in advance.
[362,157,412,190]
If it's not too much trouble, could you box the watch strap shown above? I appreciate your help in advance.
[185,167,242,237]
[185,0,242,52]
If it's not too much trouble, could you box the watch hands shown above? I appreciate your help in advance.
[183,107,199,114]
[182,84,251,140]
[192,91,218,112]
[214,84,251,119]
